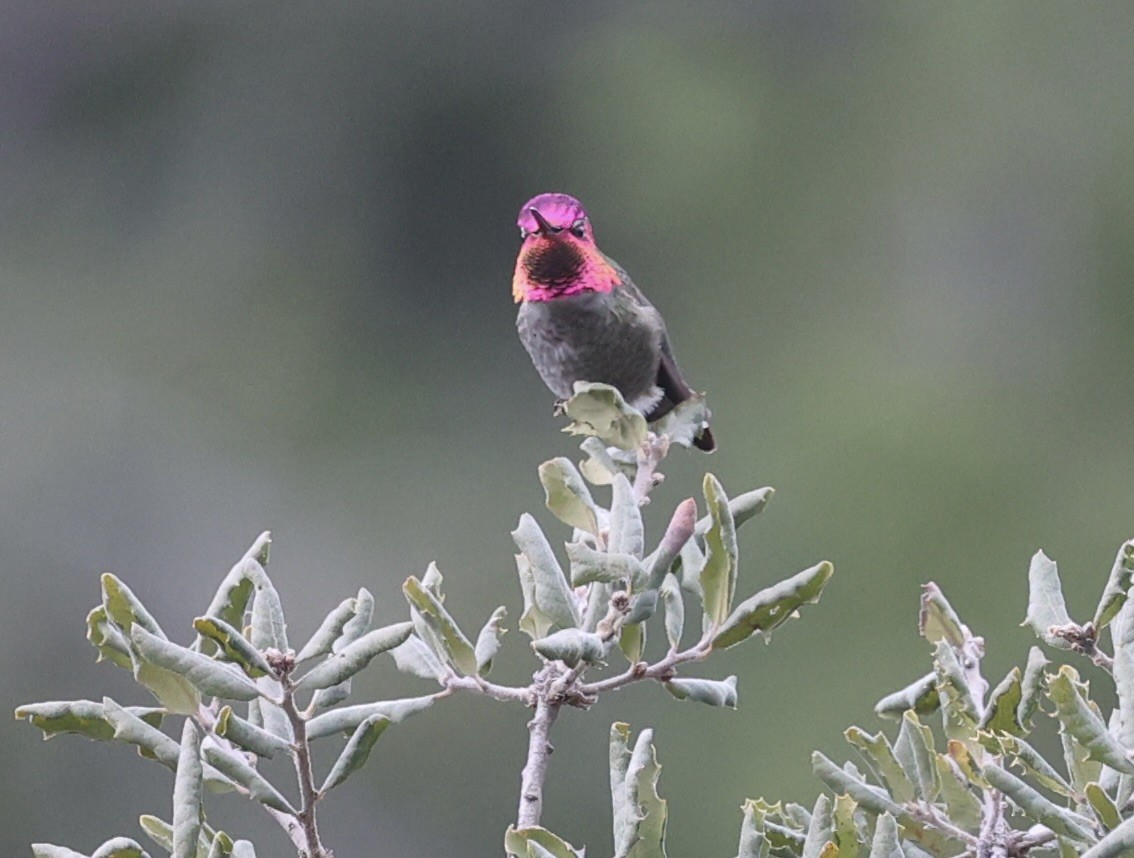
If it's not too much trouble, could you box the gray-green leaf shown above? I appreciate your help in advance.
[131,626,261,702]
[561,382,648,451]
[713,561,834,649]
[172,721,203,858]
[296,621,414,692]
[664,675,738,707]
[513,514,580,639]
[320,714,390,793]
[539,457,600,535]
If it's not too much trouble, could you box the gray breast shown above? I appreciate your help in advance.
[516,292,661,403]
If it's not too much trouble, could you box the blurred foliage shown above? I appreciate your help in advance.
[3,3,1134,856]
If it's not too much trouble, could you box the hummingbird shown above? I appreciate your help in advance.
[513,192,715,452]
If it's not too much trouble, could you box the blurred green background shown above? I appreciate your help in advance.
[4,3,1134,855]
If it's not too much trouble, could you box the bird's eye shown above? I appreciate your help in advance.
[569,219,587,238]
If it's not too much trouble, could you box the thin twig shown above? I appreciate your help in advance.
[443,674,530,704]
[516,669,561,828]
[281,681,331,858]
[578,636,713,696]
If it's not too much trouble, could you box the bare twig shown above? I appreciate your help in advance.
[442,674,530,704]
[516,668,561,828]
[280,679,331,858]
[578,635,713,697]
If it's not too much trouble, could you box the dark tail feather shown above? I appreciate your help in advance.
[693,425,716,453]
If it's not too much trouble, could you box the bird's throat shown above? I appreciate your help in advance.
[513,240,619,302]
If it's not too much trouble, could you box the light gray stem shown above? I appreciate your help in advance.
[282,684,331,858]
[516,691,561,828]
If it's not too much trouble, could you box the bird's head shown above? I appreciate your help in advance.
[512,193,619,302]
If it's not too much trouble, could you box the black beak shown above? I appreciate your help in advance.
[528,207,558,236]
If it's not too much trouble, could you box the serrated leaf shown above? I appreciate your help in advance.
[982,763,1095,842]
[87,605,133,670]
[1017,646,1049,731]
[532,628,605,668]
[539,457,600,535]
[296,621,413,692]
[201,742,295,813]
[561,382,649,451]
[897,711,938,802]
[100,697,180,767]
[15,699,163,743]
[980,667,1023,734]
[843,727,915,803]
[832,794,858,858]
[874,672,940,719]
[131,626,260,702]
[812,752,902,818]
[610,723,668,858]
[214,706,291,759]
[294,597,357,663]
[192,617,272,678]
[504,826,585,858]
[1024,550,1074,646]
[172,720,203,858]
[1048,665,1134,774]
[919,583,966,647]
[403,577,477,675]
[934,753,982,830]
[475,606,507,675]
[664,675,738,707]
[1114,601,1134,790]
[320,714,390,793]
[513,514,581,639]
[947,739,988,789]
[713,561,834,649]
[993,733,1072,796]
[305,695,436,740]
[102,574,165,639]
[736,799,772,858]
[933,640,979,744]
[700,474,738,626]
[197,555,258,655]
[1094,540,1134,631]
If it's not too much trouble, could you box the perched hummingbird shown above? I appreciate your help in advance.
[513,192,715,452]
